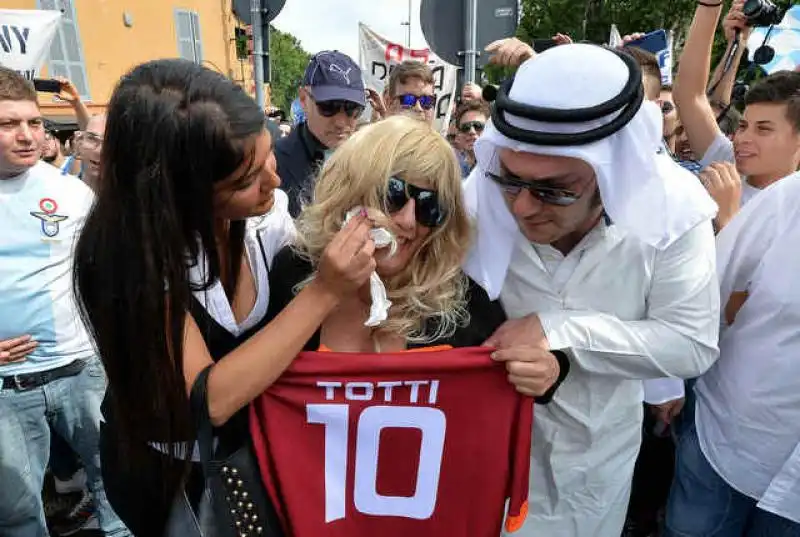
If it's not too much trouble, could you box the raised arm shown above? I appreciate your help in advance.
[674,2,725,159]
[54,77,91,130]
[708,1,752,106]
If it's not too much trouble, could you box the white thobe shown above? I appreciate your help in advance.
[695,172,800,524]
[499,220,720,537]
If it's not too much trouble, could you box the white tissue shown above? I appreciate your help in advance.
[344,207,395,327]
[344,207,398,257]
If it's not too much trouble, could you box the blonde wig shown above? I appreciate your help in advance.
[295,115,472,343]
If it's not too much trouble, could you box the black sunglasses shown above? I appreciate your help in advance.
[315,99,364,118]
[661,101,675,115]
[485,171,582,206]
[385,176,447,228]
[397,94,437,110]
[458,120,485,133]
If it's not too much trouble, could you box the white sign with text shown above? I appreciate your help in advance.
[358,23,457,133]
[0,9,61,80]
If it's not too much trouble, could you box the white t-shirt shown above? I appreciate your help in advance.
[696,171,800,522]
[0,162,96,375]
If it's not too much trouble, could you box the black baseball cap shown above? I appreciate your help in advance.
[302,50,366,106]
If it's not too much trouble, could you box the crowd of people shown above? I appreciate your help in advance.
[1,1,799,536]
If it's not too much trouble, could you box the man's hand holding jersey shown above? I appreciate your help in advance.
[483,315,570,403]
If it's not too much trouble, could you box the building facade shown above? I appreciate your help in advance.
[5,0,259,125]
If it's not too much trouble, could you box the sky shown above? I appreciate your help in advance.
[272,0,429,60]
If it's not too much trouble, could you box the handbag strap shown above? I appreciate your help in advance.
[189,364,216,476]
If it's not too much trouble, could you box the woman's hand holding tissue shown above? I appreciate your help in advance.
[315,214,377,301]
[342,206,398,327]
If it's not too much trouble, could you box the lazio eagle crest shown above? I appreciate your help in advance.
[30,198,69,238]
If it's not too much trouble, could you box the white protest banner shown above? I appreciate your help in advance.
[358,22,458,133]
[0,9,61,81]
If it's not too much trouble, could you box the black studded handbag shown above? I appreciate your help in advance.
[190,364,285,537]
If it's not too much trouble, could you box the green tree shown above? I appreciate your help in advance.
[268,26,311,112]
[484,0,736,83]
[518,0,718,54]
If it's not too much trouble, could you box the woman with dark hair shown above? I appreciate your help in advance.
[73,59,376,535]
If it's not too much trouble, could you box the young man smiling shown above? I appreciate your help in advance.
[674,1,800,231]
[663,2,800,534]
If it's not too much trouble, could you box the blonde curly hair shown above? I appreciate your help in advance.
[294,115,472,343]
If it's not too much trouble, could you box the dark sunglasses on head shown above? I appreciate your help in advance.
[385,176,447,228]
[315,99,364,118]
[458,120,485,133]
[485,171,582,206]
[397,94,437,111]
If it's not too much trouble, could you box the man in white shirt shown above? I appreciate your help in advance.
[466,42,720,537]
[0,67,129,536]
[674,2,800,231]
[665,171,800,535]
[667,5,800,537]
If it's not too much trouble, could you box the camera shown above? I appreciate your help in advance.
[742,0,782,27]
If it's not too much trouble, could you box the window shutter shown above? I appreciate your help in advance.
[190,12,203,63]
[175,10,195,62]
[37,0,91,99]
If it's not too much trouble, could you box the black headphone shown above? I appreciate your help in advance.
[489,46,645,147]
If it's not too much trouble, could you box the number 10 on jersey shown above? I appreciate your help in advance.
[307,404,447,522]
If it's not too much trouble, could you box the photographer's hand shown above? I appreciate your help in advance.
[723,0,752,43]
[485,38,535,68]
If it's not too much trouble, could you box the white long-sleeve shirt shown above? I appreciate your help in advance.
[500,219,720,537]
[695,171,800,524]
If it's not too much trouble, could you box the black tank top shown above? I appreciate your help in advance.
[102,232,273,446]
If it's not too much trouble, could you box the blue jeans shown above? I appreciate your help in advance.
[665,422,800,537]
[0,357,130,537]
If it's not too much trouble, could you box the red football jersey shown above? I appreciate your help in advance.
[249,346,533,537]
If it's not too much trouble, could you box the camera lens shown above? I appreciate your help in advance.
[743,0,763,17]
[482,84,499,103]
[743,0,781,27]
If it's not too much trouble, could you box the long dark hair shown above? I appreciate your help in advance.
[73,59,264,497]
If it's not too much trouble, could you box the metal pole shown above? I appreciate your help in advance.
[251,0,265,109]
[264,23,271,84]
[407,0,412,48]
[464,0,478,83]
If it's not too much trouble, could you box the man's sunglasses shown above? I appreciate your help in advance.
[485,171,582,206]
[458,121,485,133]
[660,101,675,115]
[315,99,364,118]
[396,94,437,111]
[385,176,447,228]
